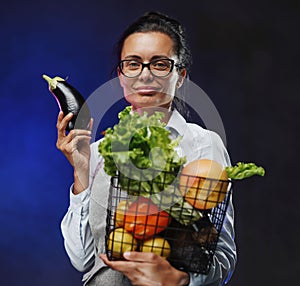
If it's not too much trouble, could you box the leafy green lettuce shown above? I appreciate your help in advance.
[98,106,202,225]
[98,106,186,179]
[225,162,265,180]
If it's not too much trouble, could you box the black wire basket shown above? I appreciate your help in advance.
[105,167,232,274]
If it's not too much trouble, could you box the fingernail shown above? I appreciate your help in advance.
[123,252,130,258]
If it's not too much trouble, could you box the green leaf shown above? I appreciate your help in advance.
[225,162,265,180]
[98,106,186,179]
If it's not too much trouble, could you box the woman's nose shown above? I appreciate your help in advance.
[138,66,154,81]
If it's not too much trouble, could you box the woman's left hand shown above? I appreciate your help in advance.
[100,252,190,286]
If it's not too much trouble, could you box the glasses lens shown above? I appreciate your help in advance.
[150,59,173,77]
[120,60,142,77]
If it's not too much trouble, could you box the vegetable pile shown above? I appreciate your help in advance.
[99,106,265,221]
[100,106,266,261]
[107,198,172,259]
[99,106,203,225]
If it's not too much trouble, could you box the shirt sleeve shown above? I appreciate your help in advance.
[60,186,95,272]
[60,141,101,272]
[187,129,237,285]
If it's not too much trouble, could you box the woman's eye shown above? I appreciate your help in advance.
[127,61,141,69]
[152,61,168,69]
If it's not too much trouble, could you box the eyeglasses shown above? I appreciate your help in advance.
[118,58,179,78]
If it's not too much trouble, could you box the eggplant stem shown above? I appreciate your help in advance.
[42,74,65,90]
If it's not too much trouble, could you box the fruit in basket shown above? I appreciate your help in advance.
[107,228,138,258]
[140,237,171,259]
[124,197,171,240]
[114,200,129,227]
[179,159,229,210]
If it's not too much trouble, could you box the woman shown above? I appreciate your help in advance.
[58,12,236,285]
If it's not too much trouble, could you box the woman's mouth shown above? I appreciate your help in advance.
[134,86,160,95]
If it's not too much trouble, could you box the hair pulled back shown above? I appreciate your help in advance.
[115,11,192,73]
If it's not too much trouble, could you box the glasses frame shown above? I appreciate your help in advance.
[118,58,180,78]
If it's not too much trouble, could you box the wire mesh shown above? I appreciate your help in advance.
[105,168,232,274]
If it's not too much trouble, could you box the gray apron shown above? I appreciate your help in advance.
[82,159,132,286]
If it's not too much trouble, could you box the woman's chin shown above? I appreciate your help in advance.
[125,94,173,110]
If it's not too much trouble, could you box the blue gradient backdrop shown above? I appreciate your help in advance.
[1,1,298,285]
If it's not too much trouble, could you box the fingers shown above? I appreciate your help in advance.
[123,251,162,263]
[55,111,92,168]
[99,254,111,266]
[99,253,169,286]
[56,112,73,137]
[57,110,65,122]
[100,252,161,266]
[88,117,94,132]
[100,253,144,283]
[57,112,94,135]
[56,129,91,151]
[100,254,133,271]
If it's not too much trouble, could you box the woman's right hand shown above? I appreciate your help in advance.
[56,111,93,194]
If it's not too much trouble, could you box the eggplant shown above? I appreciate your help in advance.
[42,74,91,131]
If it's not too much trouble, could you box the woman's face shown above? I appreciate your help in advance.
[118,32,186,111]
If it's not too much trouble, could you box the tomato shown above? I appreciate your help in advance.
[124,197,171,240]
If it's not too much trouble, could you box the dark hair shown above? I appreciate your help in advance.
[112,11,192,76]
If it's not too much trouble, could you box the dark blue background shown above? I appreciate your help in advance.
[1,1,298,285]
